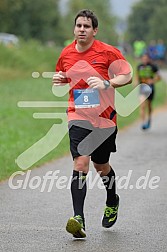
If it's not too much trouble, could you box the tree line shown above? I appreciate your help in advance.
[127,0,167,44]
[1,0,166,48]
[0,0,117,46]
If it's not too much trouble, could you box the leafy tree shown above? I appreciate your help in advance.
[0,0,22,31]
[0,0,62,43]
[127,0,167,44]
[148,3,167,42]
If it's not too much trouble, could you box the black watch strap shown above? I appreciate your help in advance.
[103,80,110,89]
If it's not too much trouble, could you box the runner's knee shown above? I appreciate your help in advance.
[74,156,90,173]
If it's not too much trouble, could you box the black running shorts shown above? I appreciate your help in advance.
[68,120,117,164]
[148,84,155,101]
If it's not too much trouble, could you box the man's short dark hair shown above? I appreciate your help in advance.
[74,9,98,29]
[142,53,150,59]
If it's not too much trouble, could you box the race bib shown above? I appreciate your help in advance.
[73,89,100,108]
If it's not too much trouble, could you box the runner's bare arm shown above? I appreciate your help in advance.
[87,73,132,89]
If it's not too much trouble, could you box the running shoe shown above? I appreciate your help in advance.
[145,119,151,129]
[66,215,86,238]
[102,194,119,228]
[142,119,151,130]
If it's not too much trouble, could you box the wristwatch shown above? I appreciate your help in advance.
[103,80,110,89]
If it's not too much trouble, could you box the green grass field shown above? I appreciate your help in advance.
[0,41,167,181]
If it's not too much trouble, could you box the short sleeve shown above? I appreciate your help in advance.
[107,49,131,77]
[55,56,64,72]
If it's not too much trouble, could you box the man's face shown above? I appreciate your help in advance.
[74,16,98,45]
[142,55,150,64]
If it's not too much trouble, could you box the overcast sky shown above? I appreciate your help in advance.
[111,0,140,18]
[59,0,140,18]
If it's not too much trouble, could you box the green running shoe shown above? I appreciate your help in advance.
[66,215,86,238]
[102,194,119,228]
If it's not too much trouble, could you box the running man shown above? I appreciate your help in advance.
[136,54,161,130]
[53,9,132,238]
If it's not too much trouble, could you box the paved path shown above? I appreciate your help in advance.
[1,71,167,252]
[160,69,167,80]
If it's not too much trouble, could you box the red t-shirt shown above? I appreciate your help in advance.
[56,40,130,128]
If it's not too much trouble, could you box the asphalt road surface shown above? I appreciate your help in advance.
[1,104,167,252]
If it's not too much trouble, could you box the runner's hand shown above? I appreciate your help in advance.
[147,78,153,85]
[52,71,66,86]
[87,77,105,89]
